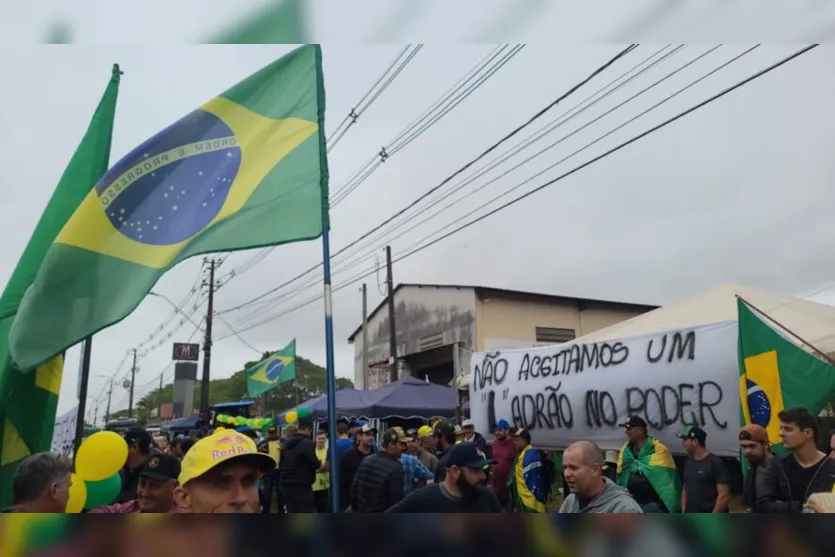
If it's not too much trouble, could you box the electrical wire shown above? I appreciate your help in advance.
[216,44,817,332]
[329,44,528,207]
[326,45,423,153]
[218,44,639,317]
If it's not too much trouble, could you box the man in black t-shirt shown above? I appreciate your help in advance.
[759,407,835,512]
[678,425,730,513]
[386,442,501,513]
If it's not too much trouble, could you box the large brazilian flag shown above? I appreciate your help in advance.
[738,297,835,454]
[9,45,329,372]
[0,65,121,507]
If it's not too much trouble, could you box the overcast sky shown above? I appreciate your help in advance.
[2,7,835,420]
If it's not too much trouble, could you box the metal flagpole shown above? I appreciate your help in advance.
[321,226,340,513]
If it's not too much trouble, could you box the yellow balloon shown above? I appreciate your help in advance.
[76,431,128,482]
[285,411,298,424]
[65,473,87,513]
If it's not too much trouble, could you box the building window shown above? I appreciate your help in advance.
[535,326,575,344]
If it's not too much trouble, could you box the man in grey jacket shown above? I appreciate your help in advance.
[559,440,642,513]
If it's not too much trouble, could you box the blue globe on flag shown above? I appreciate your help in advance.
[265,359,285,382]
[746,378,772,428]
[96,110,242,246]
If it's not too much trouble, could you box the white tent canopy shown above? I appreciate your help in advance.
[459,283,835,392]
[574,283,835,356]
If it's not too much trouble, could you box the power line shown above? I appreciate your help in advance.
[329,44,528,207]
[217,44,817,332]
[218,44,638,317]
[327,45,424,153]
[326,45,688,275]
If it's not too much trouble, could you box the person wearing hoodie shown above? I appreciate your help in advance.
[279,416,321,513]
[559,440,642,513]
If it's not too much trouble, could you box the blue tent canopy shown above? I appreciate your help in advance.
[160,414,199,432]
[308,378,457,419]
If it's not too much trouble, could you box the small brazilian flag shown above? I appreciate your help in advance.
[9,45,329,371]
[247,340,297,398]
[0,65,121,508]
[738,297,835,454]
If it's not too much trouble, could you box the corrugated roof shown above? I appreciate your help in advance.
[347,283,658,343]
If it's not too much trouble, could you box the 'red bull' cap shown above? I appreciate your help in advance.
[179,429,275,485]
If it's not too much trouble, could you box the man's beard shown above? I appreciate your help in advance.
[456,475,481,501]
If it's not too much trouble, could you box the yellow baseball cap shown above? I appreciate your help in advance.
[417,425,433,438]
[178,429,276,485]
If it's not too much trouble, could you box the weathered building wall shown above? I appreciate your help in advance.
[354,285,476,389]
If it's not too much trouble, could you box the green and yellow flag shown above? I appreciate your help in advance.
[738,297,835,454]
[9,45,329,372]
[616,436,682,513]
[0,65,121,507]
[247,340,297,398]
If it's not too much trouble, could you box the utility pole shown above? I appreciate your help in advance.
[200,258,217,414]
[105,378,113,425]
[385,246,398,384]
[361,283,369,390]
[128,348,137,419]
[157,372,164,421]
[93,401,99,428]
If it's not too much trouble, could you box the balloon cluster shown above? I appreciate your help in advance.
[284,407,310,425]
[215,414,269,429]
[66,431,127,513]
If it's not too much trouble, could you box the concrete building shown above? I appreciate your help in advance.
[347,283,657,390]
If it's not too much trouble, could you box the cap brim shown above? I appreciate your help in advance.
[675,434,688,439]
[461,458,493,469]
[141,471,177,483]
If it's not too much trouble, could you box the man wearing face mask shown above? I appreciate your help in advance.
[385,442,501,512]
[173,429,276,513]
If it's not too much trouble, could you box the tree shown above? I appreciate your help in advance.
[110,352,353,423]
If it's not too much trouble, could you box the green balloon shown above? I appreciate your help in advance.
[84,473,122,510]
[298,407,310,420]
[235,416,247,426]
[23,515,70,551]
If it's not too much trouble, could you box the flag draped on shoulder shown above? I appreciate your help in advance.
[616,436,681,513]
[246,340,297,397]
[9,45,329,371]
[508,445,547,513]
[737,297,835,454]
[0,65,121,507]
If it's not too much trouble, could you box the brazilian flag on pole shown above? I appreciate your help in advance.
[0,65,121,507]
[738,297,835,454]
[9,44,329,372]
[247,340,297,398]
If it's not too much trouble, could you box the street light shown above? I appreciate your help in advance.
[148,291,204,332]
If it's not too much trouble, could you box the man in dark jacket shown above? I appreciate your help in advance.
[461,419,487,451]
[280,418,321,513]
[350,428,406,512]
[118,427,153,503]
[758,408,835,512]
[433,420,457,483]
[739,424,774,512]
[339,424,377,510]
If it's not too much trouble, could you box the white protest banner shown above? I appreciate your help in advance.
[469,322,740,456]
[51,406,78,456]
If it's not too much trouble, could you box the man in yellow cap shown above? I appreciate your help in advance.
[173,429,276,513]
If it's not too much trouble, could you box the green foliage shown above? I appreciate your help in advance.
[111,353,352,423]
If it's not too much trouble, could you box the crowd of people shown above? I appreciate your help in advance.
[2,405,834,514]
